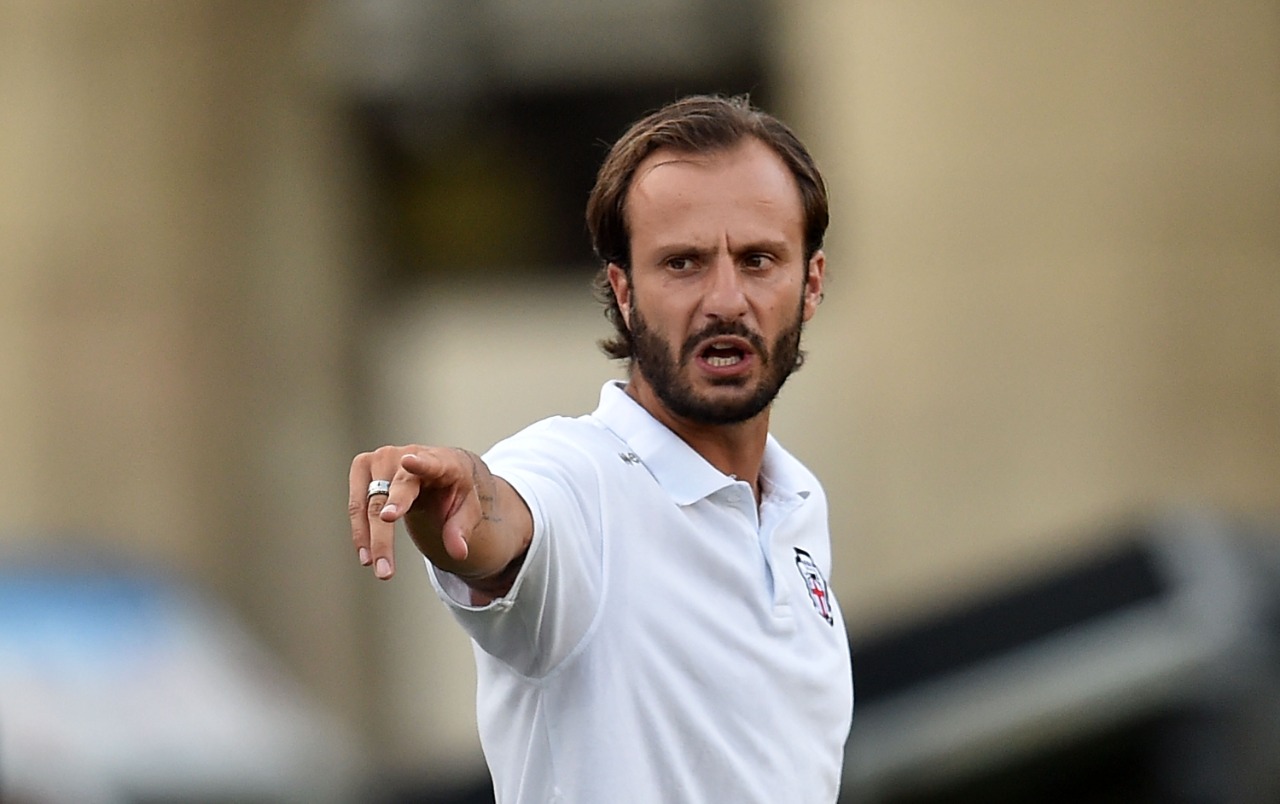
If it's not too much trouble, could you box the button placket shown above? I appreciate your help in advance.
[759,492,806,614]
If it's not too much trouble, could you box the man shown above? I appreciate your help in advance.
[348,95,853,803]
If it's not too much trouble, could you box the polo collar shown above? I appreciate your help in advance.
[589,381,812,507]
[590,381,736,506]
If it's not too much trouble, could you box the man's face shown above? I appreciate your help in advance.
[627,289,804,425]
[608,138,825,426]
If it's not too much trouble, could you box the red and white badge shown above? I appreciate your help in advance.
[794,547,834,625]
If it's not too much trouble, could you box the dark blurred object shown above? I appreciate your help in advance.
[324,0,773,279]
[0,544,358,803]
[843,508,1280,804]
[375,775,495,804]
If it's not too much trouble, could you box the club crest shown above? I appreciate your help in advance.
[794,547,834,625]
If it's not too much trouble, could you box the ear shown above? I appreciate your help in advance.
[801,250,826,323]
[607,263,633,329]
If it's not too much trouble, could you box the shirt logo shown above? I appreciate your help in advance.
[794,547,834,626]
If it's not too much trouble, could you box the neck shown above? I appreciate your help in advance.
[625,378,770,499]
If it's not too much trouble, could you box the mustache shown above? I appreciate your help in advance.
[679,320,769,365]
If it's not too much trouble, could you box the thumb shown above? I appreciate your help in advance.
[439,487,482,562]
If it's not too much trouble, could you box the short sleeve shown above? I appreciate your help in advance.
[427,419,605,678]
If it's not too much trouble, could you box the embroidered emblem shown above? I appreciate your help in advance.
[618,451,641,465]
[794,547,834,626]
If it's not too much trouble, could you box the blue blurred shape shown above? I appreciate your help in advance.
[0,552,357,804]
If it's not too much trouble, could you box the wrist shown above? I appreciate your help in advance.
[464,550,527,598]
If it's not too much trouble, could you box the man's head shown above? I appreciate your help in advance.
[588,94,828,362]
[586,95,828,425]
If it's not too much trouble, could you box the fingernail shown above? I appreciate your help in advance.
[381,503,398,518]
[376,558,391,578]
[358,547,370,565]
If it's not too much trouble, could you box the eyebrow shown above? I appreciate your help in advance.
[654,239,793,259]
[734,238,792,256]
[654,243,714,260]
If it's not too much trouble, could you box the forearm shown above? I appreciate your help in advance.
[404,452,533,590]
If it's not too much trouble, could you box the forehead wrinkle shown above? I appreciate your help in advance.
[626,141,806,261]
[639,203,799,258]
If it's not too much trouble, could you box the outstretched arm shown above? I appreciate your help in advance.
[348,446,533,601]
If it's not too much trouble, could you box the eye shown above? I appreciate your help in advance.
[666,256,695,272]
[743,253,773,270]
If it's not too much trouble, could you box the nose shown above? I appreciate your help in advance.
[702,255,749,321]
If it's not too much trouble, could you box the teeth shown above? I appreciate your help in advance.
[707,355,741,367]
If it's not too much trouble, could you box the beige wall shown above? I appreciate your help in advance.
[776,0,1280,630]
[0,0,370,737]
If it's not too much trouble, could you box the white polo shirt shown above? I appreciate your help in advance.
[429,381,853,803]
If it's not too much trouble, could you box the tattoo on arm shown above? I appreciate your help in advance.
[452,449,526,601]
[463,450,503,525]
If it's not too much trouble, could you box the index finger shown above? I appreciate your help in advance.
[400,447,480,495]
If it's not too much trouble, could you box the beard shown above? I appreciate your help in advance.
[628,295,807,426]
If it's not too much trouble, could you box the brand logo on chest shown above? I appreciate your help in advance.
[794,547,834,626]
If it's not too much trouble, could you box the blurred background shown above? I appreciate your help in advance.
[1,1,1278,801]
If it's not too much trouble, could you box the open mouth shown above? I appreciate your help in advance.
[698,339,751,368]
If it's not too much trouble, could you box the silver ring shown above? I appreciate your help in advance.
[367,479,392,499]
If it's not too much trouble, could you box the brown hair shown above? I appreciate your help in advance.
[587,94,829,360]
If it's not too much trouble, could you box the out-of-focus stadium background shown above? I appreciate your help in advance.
[1,1,1277,802]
